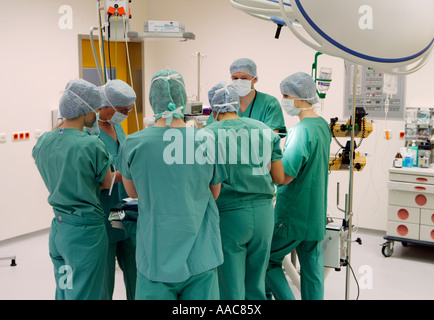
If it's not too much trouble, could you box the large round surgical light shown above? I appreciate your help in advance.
[230,0,434,75]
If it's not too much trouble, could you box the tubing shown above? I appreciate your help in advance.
[89,26,104,85]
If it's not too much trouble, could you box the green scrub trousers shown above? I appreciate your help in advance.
[135,269,219,300]
[49,214,108,300]
[266,238,324,300]
[218,203,274,300]
[100,236,137,300]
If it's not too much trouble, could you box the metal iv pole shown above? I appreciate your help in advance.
[345,63,358,300]
[193,52,206,102]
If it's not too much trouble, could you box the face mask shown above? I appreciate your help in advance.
[232,79,254,97]
[85,112,100,134]
[281,98,300,116]
[107,108,128,125]
[101,85,130,125]
[281,98,314,117]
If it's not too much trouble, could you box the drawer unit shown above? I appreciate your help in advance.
[387,221,420,240]
[419,225,434,243]
[385,168,434,255]
[387,205,420,224]
[389,167,434,185]
[388,181,434,194]
[420,209,434,226]
[389,172,434,185]
[388,190,434,209]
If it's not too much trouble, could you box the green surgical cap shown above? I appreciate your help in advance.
[149,69,187,121]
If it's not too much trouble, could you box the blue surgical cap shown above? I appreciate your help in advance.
[208,82,240,114]
[149,69,187,125]
[59,79,102,119]
[100,79,136,107]
[230,58,257,78]
[280,72,319,105]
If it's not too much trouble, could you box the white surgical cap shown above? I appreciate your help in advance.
[59,79,102,119]
[230,58,258,78]
[208,82,240,114]
[100,79,136,107]
[280,72,319,105]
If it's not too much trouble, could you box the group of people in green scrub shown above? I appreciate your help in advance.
[32,57,331,301]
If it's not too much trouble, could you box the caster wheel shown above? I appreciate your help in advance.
[382,241,394,257]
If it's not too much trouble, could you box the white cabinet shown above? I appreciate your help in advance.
[387,167,434,244]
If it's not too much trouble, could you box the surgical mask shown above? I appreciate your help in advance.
[281,98,314,117]
[101,86,129,125]
[85,112,101,134]
[232,79,254,97]
[107,108,128,125]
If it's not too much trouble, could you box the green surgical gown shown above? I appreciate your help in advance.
[117,126,227,285]
[205,118,283,299]
[274,117,331,240]
[97,124,137,300]
[32,128,112,300]
[32,129,112,220]
[207,91,287,134]
[266,117,331,300]
[205,118,283,210]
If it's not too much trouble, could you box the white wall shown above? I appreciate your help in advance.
[144,0,434,231]
[0,0,148,241]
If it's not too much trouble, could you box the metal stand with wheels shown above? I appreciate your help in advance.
[381,236,434,257]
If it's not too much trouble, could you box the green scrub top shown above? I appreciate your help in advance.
[98,124,130,243]
[274,117,331,241]
[32,128,112,221]
[205,118,283,211]
[207,91,287,134]
[117,126,228,283]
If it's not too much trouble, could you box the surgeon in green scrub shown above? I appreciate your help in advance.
[266,72,331,300]
[204,82,286,300]
[32,79,114,300]
[116,69,227,300]
[206,58,286,135]
[97,79,137,300]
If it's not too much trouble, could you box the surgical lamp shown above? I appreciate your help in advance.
[230,0,434,75]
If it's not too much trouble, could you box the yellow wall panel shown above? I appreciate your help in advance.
[80,38,143,135]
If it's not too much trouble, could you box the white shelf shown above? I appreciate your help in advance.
[389,166,434,176]
[127,31,195,41]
